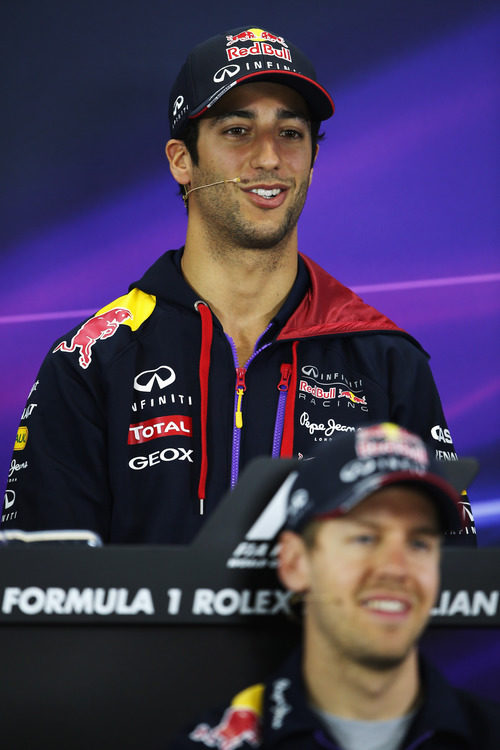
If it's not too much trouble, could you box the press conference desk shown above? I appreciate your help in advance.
[1,460,499,747]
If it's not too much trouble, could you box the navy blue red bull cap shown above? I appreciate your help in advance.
[284,423,478,534]
[169,25,334,138]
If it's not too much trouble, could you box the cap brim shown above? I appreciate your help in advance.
[190,69,334,123]
[378,471,465,533]
[315,457,479,534]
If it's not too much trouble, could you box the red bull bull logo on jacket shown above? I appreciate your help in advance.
[189,684,263,749]
[190,708,259,750]
[53,307,132,369]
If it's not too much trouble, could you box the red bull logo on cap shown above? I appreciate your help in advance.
[226,27,292,63]
[226,28,288,48]
[53,307,132,369]
[355,423,429,465]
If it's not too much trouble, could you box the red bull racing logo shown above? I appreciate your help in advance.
[190,707,260,749]
[338,389,367,406]
[53,307,132,369]
[226,27,292,63]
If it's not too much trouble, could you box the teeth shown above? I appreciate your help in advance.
[251,188,282,198]
[364,599,406,613]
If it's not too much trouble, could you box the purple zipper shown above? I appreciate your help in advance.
[227,329,273,488]
[272,363,292,457]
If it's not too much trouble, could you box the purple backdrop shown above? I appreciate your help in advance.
[1,1,499,703]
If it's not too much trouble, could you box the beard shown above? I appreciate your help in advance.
[189,168,310,251]
[306,593,428,675]
[352,649,413,672]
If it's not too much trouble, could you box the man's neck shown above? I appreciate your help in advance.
[304,646,421,721]
[181,232,299,365]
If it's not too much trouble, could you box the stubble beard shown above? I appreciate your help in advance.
[310,605,424,675]
[352,648,413,672]
[191,171,310,252]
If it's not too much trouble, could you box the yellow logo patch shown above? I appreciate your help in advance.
[14,426,28,451]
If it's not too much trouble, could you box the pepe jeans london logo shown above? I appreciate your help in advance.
[300,412,356,438]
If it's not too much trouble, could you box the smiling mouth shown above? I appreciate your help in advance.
[249,187,284,199]
[363,599,409,613]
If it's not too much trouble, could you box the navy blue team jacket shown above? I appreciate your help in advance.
[2,249,475,543]
[168,649,500,749]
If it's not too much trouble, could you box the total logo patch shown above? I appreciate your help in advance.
[128,415,192,445]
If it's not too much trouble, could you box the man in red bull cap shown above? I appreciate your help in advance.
[2,26,476,544]
[168,424,499,749]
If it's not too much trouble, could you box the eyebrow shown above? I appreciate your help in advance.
[210,108,310,125]
[346,518,441,537]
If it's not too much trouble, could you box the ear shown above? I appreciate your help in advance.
[277,531,311,593]
[308,144,319,186]
[165,139,193,186]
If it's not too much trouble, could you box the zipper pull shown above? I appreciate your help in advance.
[235,367,247,429]
[278,363,292,392]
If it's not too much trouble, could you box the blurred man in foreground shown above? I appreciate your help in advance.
[171,423,498,749]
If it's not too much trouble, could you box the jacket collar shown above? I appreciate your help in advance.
[260,649,334,746]
[404,656,476,747]
[278,253,421,349]
[131,247,421,349]
[259,650,476,748]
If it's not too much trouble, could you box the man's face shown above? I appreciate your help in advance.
[280,486,441,671]
[186,81,316,250]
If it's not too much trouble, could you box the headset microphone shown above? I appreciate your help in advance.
[183,177,240,205]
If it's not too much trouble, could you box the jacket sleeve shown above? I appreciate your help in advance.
[385,336,477,546]
[1,345,112,540]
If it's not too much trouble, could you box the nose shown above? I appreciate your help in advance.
[249,133,281,171]
[374,539,411,581]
